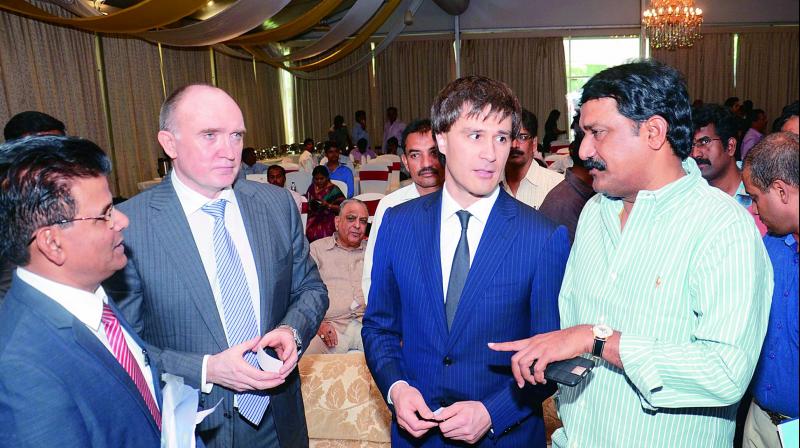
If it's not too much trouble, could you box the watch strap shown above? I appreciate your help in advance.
[592,337,605,358]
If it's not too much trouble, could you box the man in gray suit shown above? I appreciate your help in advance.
[105,84,328,448]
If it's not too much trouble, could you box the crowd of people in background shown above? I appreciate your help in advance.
[0,58,797,448]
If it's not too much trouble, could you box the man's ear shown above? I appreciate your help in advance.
[772,179,791,204]
[32,227,67,266]
[643,115,669,151]
[725,137,737,157]
[435,133,448,156]
[158,130,178,159]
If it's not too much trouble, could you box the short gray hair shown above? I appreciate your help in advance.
[338,198,368,216]
[159,83,215,132]
[744,131,799,190]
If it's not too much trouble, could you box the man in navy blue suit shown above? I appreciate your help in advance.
[362,76,570,447]
[0,136,162,447]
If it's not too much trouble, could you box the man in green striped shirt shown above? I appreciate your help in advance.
[491,60,772,447]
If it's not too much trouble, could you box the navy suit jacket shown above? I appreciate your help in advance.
[104,176,328,448]
[0,276,162,447]
[362,188,570,447]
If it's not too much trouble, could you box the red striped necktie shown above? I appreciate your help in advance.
[101,303,162,429]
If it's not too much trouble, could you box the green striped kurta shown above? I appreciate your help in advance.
[551,158,773,448]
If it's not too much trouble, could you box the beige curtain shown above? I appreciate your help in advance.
[735,30,800,125]
[293,44,372,145]
[215,52,285,148]
[461,37,568,139]
[652,33,734,105]
[160,45,212,95]
[374,39,453,138]
[102,35,164,198]
[0,8,115,190]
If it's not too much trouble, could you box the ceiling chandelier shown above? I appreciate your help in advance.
[642,0,704,50]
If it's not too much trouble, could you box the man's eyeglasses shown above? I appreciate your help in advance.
[515,134,534,142]
[692,136,721,149]
[29,205,116,244]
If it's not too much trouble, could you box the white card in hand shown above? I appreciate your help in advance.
[256,347,283,372]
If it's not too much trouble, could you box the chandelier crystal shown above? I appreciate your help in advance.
[643,0,704,50]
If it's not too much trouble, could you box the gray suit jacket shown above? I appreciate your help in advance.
[104,175,328,448]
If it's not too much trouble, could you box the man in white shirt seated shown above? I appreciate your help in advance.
[266,164,304,212]
[362,119,444,300]
[503,108,564,209]
[0,136,162,446]
[306,199,370,354]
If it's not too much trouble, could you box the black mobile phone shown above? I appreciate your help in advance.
[535,356,595,387]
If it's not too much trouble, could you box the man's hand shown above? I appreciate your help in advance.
[317,321,338,348]
[489,325,593,386]
[206,337,285,392]
[390,383,439,438]
[437,401,492,444]
[259,327,298,378]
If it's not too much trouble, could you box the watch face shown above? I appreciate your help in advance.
[593,324,613,339]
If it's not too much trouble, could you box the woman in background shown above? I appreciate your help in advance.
[543,109,566,152]
[305,165,345,242]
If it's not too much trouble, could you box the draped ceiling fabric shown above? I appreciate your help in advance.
[280,0,382,62]
[138,0,291,47]
[652,33,735,105]
[375,39,453,130]
[735,29,799,126]
[461,37,569,139]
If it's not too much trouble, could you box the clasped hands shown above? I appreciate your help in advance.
[317,321,338,348]
[206,326,298,392]
[390,383,492,444]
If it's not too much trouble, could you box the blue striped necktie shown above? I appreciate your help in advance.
[202,199,269,425]
[446,210,471,330]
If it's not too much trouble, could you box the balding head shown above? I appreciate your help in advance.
[157,85,246,198]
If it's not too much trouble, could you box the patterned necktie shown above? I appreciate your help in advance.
[446,210,471,330]
[202,199,270,426]
[101,303,162,429]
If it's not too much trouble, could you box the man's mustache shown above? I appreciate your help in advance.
[693,157,711,166]
[509,149,525,157]
[584,157,607,171]
[416,166,439,176]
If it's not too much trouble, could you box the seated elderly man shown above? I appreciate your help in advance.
[305,199,369,354]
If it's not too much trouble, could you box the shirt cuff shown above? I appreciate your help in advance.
[387,380,409,405]
[201,354,214,394]
[619,333,661,410]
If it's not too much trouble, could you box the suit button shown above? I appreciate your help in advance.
[223,411,232,419]
[440,400,448,408]
[443,356,452,366]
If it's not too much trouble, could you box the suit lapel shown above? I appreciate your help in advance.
[149,179,228,351]
[417,191,448,337]
[234,182,279,333]
[446,190,517,348]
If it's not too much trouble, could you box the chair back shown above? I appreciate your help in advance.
[353,192,385,223]
[286,171,312,195]
[358,164,389,194]
[299,196,309,230]
[246,174,269,183]
[279,162,300,173]
[331,179,348,198]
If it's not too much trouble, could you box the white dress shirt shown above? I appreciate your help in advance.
[362,183,421,302]
[298,150,315,174]
[502,162,564,209]
[439,183,499,300]
[16,267,158,404]
[172,171,261,395]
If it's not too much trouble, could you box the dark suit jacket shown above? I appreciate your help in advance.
[362,188,570,447]
[0,276,162,447]
[104,176,328,448]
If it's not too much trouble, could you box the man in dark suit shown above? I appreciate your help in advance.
[0,136,161,447]
[104,84,328,448]
[362,76,570,447]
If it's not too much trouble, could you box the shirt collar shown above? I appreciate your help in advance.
[785,233,797,248]
[172,170,236,217]
[321,234,367,251]
[16,267,107,332]
[523,162,547,186]
[441,182,499,226]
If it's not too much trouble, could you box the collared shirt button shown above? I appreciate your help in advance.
[767,384,773,391]
[443,356,453,366]
[769,352,776,360]
[784,290,790,297]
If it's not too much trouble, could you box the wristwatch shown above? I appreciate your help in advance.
[591,323,613,358]
[279,325,303,354]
